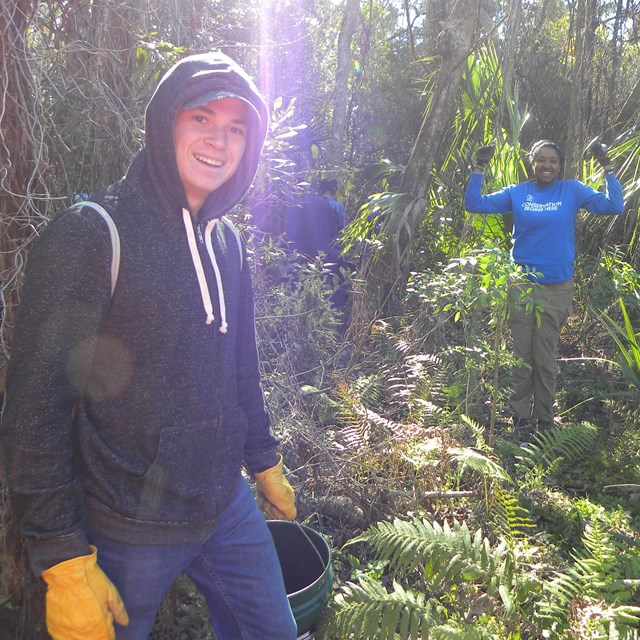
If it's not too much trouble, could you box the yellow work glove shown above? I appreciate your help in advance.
[42,546,129,640]
[255,454,297,520]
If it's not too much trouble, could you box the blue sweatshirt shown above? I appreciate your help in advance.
[464,173,624,282]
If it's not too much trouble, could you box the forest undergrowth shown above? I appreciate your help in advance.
[4,4,640,635]
[140,237,640,640]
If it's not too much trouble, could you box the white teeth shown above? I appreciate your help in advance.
[195,154,223,167]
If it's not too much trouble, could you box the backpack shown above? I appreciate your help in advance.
[70,202,244,295]
[71,201,120,295]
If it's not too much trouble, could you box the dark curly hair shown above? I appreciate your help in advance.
[528,140,564,177]
[318,178,338,194]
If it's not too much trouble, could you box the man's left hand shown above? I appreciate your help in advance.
[255,455,296,520]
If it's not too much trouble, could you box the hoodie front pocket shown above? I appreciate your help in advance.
[133,419,220,522]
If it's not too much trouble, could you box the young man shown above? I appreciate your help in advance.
[1,52,298,640]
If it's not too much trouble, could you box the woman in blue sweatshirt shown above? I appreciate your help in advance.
[464,140,624,438]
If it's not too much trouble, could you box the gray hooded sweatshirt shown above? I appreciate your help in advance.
[1,52,276,575]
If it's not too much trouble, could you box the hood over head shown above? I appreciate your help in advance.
[144,51,269,221]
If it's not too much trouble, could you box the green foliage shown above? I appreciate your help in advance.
[249,96,317,234]
[252,252,341,387]
[581,248,640,325]
[349,518,514,590]
[536,522,640,638]
[407,242,541,436]
[321,517,531,639]
[489,482,538,542]
[516,422,600,476]
[427,44,530,262]
[596,298,640,392]
[323,502,640,639]
[447,417,536,542]
[448,446,512,485]
[322,575,436,640]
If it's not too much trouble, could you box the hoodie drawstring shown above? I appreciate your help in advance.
[203,220,229,334]
[182,209,228,332]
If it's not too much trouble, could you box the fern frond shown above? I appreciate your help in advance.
[349,373,384,406]
[461,414,489,450]
[537,521,640,633]
[322,575,435,640]
[448,446,512,484]
[516,421,598,471]
[489,483,536,541]
[347,517,516,594]
[569,523,640,601]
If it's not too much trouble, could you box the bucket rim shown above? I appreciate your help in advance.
[286,558,333,599]
[266,520,333,598]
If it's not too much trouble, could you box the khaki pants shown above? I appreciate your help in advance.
[508,279,574,422]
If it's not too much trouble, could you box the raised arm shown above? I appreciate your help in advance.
[580,141,624,215]
[463,145,514,214]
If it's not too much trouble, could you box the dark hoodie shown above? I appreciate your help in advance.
[1,52,275,575]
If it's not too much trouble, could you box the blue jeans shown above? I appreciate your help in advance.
[88,477,297,640]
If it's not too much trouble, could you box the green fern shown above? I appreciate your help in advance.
[320,572,516,639]
[350,373,384,406]
[321,575,436,640]
[448,446,512,484]
[489,482,537,541]
[447,418,536,542]
[536,521,640,636]
[348,518,516,596]
[324,516,534,639]
[516,421,598,472]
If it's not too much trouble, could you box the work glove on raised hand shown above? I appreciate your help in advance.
[584,139,612,169]
[42,546,129,640]
[255,454,297,520]
[474,144,495,168]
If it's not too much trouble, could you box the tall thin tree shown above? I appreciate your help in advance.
[361,0,480,315]
[330,0,361,168]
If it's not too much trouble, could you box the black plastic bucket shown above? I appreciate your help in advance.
[267,520,333,635]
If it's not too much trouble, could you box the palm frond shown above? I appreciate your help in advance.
[596,298,640,390]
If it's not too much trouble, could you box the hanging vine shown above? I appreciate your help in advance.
[0,0,52,378]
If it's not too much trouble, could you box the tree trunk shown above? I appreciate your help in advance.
[565,0,597,177]
[330,0,361,168]
[60,0,139,194]
[604,0,625,132]
[0,6,50,636]
[495,0,522,133]
[362,0,480,315]
[0,1,52,382]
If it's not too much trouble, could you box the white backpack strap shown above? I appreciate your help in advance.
[73,201,121,296]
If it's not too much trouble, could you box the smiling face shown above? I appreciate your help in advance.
[531,145,562,187]
[174,97,249,213]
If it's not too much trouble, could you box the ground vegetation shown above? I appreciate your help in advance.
[3,1,640,638]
